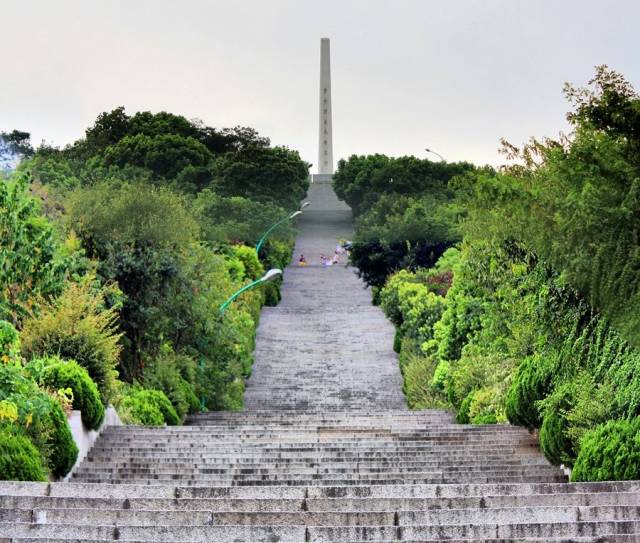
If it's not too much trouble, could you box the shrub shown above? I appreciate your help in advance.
[430,360,450,392]
[380,270,416,326]
[0,426,46,481]
[119,388,179,426]
[263,239,294,271]
[539,382,575,466]
[456,392,474,424]
[0,173,67,324]
[398,284,446,346]
[505,354,556,429]
[45,396,78,478]
[398,339,449,410]
[233,245,264,281]
[446,353,497,408]
[0,320,21,363]
[21,277,122,402]
[143,350,199,420]
[263,281,281,307]
[468,386,505,424]
[393,329,403,354]
[119,391,164,426]
[564,373,617,448]
[572,417,640,482]
[36,357,105,430]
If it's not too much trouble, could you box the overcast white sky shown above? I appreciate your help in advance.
[2,0,639,168]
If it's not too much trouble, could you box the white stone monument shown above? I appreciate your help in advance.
[316,38,333,180]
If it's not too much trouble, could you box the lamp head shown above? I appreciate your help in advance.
[289,211,302,219]
[261,269,282,282]
[301,202,310,209]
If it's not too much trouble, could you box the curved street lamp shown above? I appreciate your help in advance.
[197,268,283,409]
[425,148,445,162]
[219,268,283,314]
[255,202,309,254]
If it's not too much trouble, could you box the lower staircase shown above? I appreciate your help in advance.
[2,179,639,541]
[2,411,640,541]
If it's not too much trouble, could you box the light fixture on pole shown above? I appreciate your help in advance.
[425,148,445,162]
[255,203,309,254]
[219,269,283,314]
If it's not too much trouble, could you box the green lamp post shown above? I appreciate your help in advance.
[255,202,309,255]
[219,268,283,314]
[425,147,445,162]
[199,268,284,410]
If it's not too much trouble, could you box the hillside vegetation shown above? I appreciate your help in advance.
[334,67,640,481]
[0,110,309,479]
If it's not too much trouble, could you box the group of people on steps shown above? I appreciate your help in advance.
[298,240,351,267]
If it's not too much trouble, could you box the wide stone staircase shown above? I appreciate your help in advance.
[2,178,640,541]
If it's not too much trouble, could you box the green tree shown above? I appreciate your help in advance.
[66,182,198,380]
[0,173,68,324]
[213,146,309,209]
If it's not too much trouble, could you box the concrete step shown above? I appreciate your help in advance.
[11,481,638,499]
[4,520,640,541]
[5,490,640,513]
[4,505,640,527]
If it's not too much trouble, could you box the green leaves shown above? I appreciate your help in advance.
[572,417,640,482]
[0,173,68,324]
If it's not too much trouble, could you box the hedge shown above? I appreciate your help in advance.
[572,417,640,482]
[39,358,105,430]
[0,426,46,481]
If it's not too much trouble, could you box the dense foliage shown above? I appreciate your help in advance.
[0,346,79,479]
[572,418,640,482]
[333,155,473,288]
[30,356,105,430]
[0,174,68,324]
[119,388,179,426]
[361,67,640,479]
[1,107,309,480]
[0,426,46,481]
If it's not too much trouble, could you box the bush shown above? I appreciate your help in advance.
[572,417,640,482]
[539,382,575,466]
[445,353,497,408]
[119,388,179,426]
[233,245,264,281]
[263,282,280,307]
[21,277,122,402]
[505,354,556,429]
[468,386,505,424]
[393,329,403,354]
[0,320,21,362]
[143,350,199,420]
[456,392,474,424]
[430,360,450,392]
[0,173,67,324]
[380,270,416,326]
[262,239,294,271]
[35,357,105,430]
[0,363,77,477]
[401,285,445,346]
[0,426,46,481]
[45,396,78,478]
[397,339,449,410]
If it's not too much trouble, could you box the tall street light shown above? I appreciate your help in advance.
[199,269,283,409]
[255,202,309,254]
[219,268,283,314]
[425,148,445,162]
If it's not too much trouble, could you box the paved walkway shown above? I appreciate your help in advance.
[243,178,406,412]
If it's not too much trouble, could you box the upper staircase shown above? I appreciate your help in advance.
[2,177,639,542]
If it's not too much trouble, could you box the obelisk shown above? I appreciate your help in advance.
[318,38,333,175]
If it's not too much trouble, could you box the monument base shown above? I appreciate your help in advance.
[311,174,333,184]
